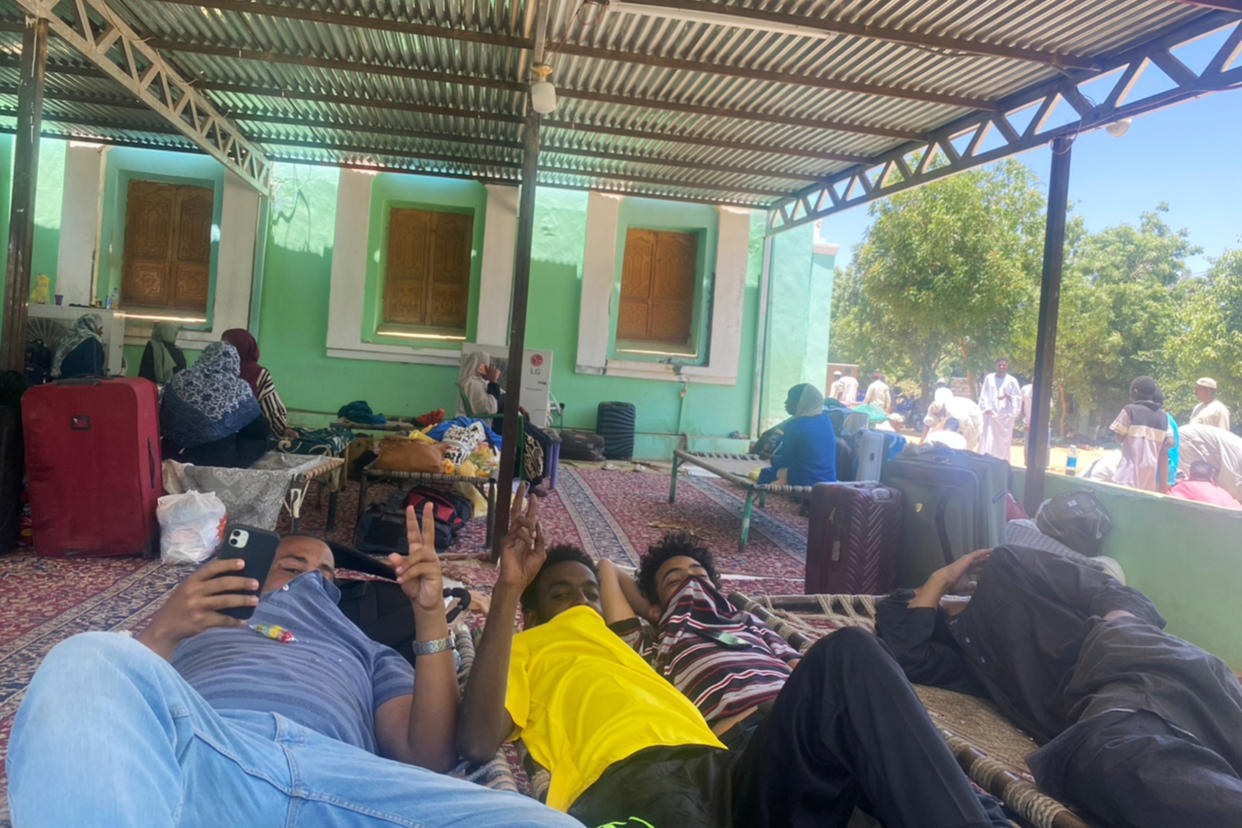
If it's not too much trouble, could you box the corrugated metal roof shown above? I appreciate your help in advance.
[0,0,1238,208]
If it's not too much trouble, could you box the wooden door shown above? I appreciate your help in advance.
[618,228,697,346]
[121,180,213,312]
[383,207,472,331]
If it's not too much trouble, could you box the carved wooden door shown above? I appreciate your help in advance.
[121,180,213,312]
[383,207,472,331]
[618,228,697,346]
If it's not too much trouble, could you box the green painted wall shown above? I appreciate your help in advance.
[247,168,778,457]
[760,226,835,431]
[1013,469,1242,668]
[0,134,12,315]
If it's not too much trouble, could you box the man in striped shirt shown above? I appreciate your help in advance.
[599,532,1008,826]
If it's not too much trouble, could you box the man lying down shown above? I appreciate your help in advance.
[877,544,1242,828]
[7,505,578,828]
[459,486,1008,828]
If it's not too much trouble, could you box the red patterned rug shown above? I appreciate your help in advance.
[0,465,807,821]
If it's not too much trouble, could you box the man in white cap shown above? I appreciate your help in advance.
[830,368,858,405]
[1189,378,1230,431]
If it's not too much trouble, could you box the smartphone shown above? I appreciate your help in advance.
[216,524,280,620]
[691,627,752,651]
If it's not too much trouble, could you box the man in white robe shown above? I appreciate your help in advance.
[831,369,859,405]
[978,358,1021,462]
[863,372,892,413]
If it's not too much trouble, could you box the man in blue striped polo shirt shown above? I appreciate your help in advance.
[8,505,579,828]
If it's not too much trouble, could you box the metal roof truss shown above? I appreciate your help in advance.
[12,0,271,191]
[769,13,1242,232]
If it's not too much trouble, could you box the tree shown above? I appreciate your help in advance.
[1164,247,1242,423]
[1057,205,1200,424]
[830,159,1046,400]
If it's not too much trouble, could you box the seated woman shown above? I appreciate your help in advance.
[137,322,186,385]
[160,342,268,468]
[50,313,106,379]
[456,350,554,488]
[760,383,838,485]
[221,328,293,439]
[457,351,503,420]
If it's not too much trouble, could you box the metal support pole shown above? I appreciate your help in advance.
[490,110,541,561]
[1024,135,1073,515]
[2,17,48,371]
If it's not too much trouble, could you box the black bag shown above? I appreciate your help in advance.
[355,487,472,554]
[1035,490,1112,557]
[560,428,606,461]
[330,542,470,667]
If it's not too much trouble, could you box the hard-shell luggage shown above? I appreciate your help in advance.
[23,377,162,557]
[805,482,904,594]
[853,430,887,481]
[881,446,1009,587]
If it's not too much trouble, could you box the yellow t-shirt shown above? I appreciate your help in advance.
[506,605,723,811]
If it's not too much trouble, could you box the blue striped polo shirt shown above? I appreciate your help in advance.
[172,571,414,754]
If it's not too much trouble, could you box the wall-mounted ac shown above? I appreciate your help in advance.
[26,305,127,376]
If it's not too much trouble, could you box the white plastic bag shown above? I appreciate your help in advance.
[158,491,228,565]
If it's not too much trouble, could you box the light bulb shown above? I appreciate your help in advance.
[1105,118,1131,138]
[530,79,557,114]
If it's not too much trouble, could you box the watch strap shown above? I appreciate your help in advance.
[410,635,454,656]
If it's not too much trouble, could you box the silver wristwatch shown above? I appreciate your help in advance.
[410,635,454,656]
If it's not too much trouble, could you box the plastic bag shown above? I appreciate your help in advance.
[158,491,228,565]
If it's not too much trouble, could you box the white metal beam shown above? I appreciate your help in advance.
[14,0,270,191]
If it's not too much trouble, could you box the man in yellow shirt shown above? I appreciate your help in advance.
[459,487,1005,828]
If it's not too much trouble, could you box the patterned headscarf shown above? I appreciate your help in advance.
[160,342,261,449]
[50,313,103,378]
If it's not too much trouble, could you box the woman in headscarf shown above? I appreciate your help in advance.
[457,350,503,419]
[50,313,106,379]
[763,383,838,486]
[220,328,292,438]
[138,322,186,385]
[160,341,268,468]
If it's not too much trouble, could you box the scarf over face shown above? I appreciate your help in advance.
[161,341,262,449]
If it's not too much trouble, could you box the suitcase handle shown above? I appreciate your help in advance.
[935,495,955,567]
[148,438,157,489]
[53,377,103,386]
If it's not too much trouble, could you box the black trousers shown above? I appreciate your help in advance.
[1033,709,1242,828]
[571,628,1003,828]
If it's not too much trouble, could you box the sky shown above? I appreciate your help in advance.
[817,31,1242,278]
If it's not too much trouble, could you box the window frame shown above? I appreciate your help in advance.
[361,175,487,349]
[377,203,476,338]
[607,200,718,367]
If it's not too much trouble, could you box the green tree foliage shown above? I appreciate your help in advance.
[1058,205,1199,418]
[830,160,1046,399]
[1164,248,1242,420]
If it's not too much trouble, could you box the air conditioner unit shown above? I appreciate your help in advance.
[26,305,126,376]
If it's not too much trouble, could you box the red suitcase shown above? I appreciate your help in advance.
[805,481,903,594]
[23,377,162,557]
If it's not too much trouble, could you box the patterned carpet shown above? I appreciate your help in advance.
[0,464,809,821]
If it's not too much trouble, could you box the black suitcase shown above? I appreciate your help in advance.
[881,447,1009,587]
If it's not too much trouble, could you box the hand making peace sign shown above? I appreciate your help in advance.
[389,502,445,614]
[499,482,548,590]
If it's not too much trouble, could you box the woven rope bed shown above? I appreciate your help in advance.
[730,592,1095,828]
[669,449,814,553]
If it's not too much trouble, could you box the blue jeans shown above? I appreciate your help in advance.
[7,633,581,828]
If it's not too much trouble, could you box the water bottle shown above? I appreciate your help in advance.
[1066,445,1078,477]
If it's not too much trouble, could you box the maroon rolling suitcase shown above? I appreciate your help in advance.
[805,481,903,594]
[23,377,163,557]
